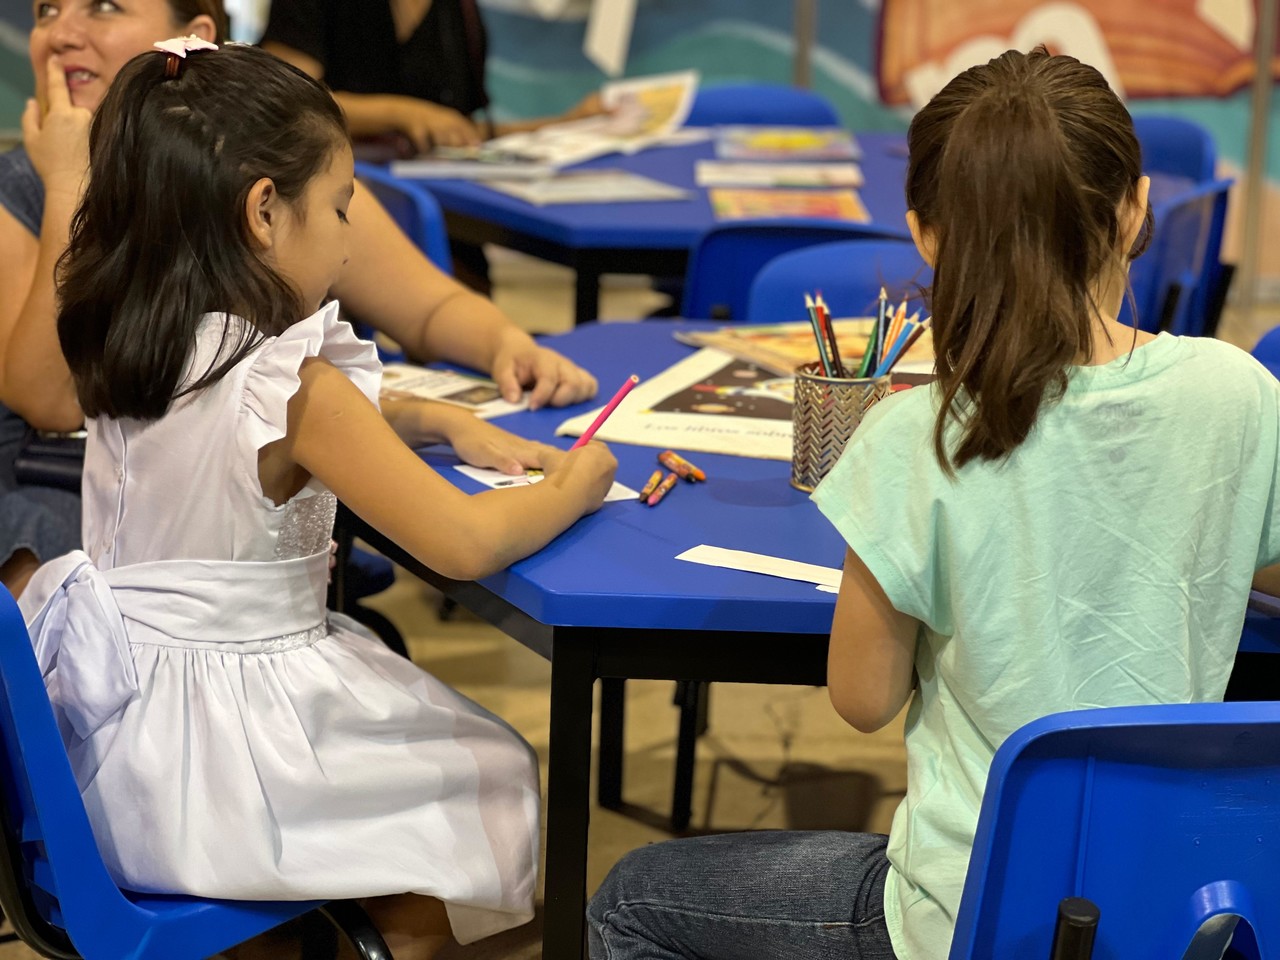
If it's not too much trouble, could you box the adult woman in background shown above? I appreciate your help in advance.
[260,0,603,152]
[0,0,597,594]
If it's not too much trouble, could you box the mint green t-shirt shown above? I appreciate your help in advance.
[811,334,1280,960]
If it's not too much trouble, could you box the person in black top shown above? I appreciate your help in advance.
[261,0,602,153]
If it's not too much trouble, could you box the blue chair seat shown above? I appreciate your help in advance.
[0,588,391,959]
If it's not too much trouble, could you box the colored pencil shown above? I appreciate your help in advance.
[876,315,931,377]
[571,374,639,449]
[815,292,844,376]
[882,301,908,365]
[857,287,887,378]
[804,294,834,376]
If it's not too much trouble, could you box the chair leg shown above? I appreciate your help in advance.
[319,900,394,960]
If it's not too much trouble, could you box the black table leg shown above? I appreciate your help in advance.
[670,679,702,832]
[575,267,602,326]
[597,678,625,809]
[542,636,596,960]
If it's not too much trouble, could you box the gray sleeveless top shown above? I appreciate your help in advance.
[0,146,44,237]
[0,144,79,558]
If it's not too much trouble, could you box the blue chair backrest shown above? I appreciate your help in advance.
[354,161,453,273]
[682,220,908,321]
[746,239,930,324]
[0,588,320,959]
[950,702,1280,960]
[1121,178,1232,336]
[1252,325,1280,379]
[684,84,841,128]
[1134,115,1216,182]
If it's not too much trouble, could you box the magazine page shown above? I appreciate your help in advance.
[556,348,796,460]
[709,188,870,222]
[380,364,528,419]
[487,70,701,167]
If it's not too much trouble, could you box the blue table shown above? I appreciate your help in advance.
[401,131,914,325]
[336,319,843,960]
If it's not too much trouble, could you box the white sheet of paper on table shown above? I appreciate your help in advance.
[454,464,638,503]
[676,544,842,592]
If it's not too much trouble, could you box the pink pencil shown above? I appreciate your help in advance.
[570,374,640,449]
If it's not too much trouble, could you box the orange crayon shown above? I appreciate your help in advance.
[658,450,706,482]
[646,472,679,507]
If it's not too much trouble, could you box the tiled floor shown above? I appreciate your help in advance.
[3,252,1277,959]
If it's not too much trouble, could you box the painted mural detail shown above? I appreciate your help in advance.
[879,0,1272,108]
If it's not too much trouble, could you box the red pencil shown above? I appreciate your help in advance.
[570,375,639,450]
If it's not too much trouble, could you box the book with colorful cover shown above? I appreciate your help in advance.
[674,319,933,377]
[709,188,870,222]
[714,126,861,161]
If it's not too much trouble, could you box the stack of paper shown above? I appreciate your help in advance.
[714,126,861,162]
[695,161,864,188]
[485,171,688,206]
[390,146,553,180]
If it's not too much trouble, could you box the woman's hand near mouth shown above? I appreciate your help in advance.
[23,56,92,199]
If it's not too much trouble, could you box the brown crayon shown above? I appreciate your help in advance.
[658,450,706,482]
[638,470,663,500]
[646,472,679,507]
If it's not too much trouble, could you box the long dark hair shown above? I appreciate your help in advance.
[57,43,347,421]
[906,47,1151,474]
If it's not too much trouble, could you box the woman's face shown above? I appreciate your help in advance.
[29,0,213,111]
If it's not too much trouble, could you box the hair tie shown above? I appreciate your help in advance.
[153,35,218,79]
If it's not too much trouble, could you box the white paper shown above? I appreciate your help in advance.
[584,0,638,77]
[454,464,638,503]
[380,364,527,420]
[676,544,842,591]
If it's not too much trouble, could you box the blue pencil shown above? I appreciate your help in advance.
[874,313,927,377]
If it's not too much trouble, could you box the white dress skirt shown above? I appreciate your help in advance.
[20,303,539,944]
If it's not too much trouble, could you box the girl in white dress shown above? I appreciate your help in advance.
[19,40,617,959]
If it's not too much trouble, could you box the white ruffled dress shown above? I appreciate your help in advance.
[19,303,539,944]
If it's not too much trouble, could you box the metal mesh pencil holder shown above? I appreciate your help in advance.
[790,362,892,492]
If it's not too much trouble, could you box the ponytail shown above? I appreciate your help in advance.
[905,48,1149,475]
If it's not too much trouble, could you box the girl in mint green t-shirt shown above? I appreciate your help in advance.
[589,46,1280,960]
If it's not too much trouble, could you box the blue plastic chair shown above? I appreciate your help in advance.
[681,220,907,321]
[355,161,453,274]
[1122,178,1233,337]
[950,702,1280,959]
[0,587,390,959]
[1252,325,1280,379]
[1134,115,1216,182]
[684,83,841,127]
[746,239,930,324]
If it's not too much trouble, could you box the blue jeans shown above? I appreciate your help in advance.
[588,831,898,960]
